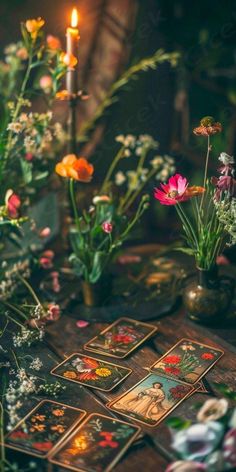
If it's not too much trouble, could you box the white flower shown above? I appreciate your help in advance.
[140,168,149,181]
[124,148,131,157]
[115,171,126,186]
[181,344,196,351]
[172,422,224,462]
[7,122,23,133]
[219,152,234,165]
[127,170,139,190]
[115,134,125,144]
[151,156,164,168]
[197,398,228,423]
[93,195,111,204]
[29,358,43,371]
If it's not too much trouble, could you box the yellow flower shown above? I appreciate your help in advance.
[50,424,65,433]
[95,367,112,377]
[63,370,77,379]
[25,18,45,39]
[31,414,46,423]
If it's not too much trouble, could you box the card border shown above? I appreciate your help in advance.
[3,399,87,459]
[148,337,224,385]
[84,317,158,359]
[48,412,141,472]
[50,352,132,392]
[106,372,196,428]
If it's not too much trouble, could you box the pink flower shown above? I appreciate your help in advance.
[39,250,54,269]
[118,254,141,265]
[5,190,21,218]
[25,152,34,161]
[216,255,230,266]
[213,175,236,200]
[50,271,61,293]
[76,320,89,328]
[102,222,113,233]
[166,461,206,472]
[223,428,236,467]
[39,75,52,91]
[16,47,28,60]
[46,303,60,321]
[39,227,51,238]
[154,174,205,206]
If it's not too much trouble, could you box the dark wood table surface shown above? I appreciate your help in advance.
[3,246,236,472]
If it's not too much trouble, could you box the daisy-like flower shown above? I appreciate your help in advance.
[154,174,205,206]
[193,116,222,136]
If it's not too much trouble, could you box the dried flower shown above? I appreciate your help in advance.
[39,250,54,269]
[46,303,61,322]
[197,398,228,423]
[55,155,94,182]
[193,116,222,136]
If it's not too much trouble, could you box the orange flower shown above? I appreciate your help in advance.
[25,18,45,39]
[46,34,61,50]
[60,52,78,68]
[63,370,77,379]
[56,90,70,100]
[55,155,94,182]
[52,409,64,417]
[193,116,222,136]
[184,186,205,198]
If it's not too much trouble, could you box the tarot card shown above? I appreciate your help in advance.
[107,373,195,427]
[51,353,132,392]
[49,413,141,472]
[149,338,224,385]
[4,400,86,458]
[84,317,158,358]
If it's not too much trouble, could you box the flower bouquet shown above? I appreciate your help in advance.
[154,116,235,323]
[55,134,175,306]
[166,392,236,472]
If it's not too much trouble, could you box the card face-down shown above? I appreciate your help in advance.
[107,373,195,427]
[51,353,132,392]
[84,317,157,358]
[149,338,224,385]
[49,413,141,472]
[4,400,86,458]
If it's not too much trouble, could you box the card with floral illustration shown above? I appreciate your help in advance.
[4,400,86,458]
[149,338,224,384]
[107,373,195,427]
[49,413,141,472]
[84,317,157,358]
[51,353,132,391]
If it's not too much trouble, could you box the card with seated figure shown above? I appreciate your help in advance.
[107,373,195,427]
[149,338,224,385]
[51,353,132,391]
[84,317,157,358]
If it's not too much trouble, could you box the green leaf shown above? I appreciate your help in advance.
[173,247,195,256]
[90,251,109,283]
[20,158,32,184]
[165,417,192,430]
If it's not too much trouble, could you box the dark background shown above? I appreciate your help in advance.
[0,0,236,252]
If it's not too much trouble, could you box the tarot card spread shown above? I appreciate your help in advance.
[49,413,140,472]
[149,338,224,385]
[51,353,132,391]
[107,373,195,427]
[4,400,86,458]
[84,317,157,358]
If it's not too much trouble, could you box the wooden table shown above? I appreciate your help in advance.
[3,247,236,472]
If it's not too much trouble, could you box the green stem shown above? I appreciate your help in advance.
[199,135,211,212]
[0,402,5,471]
[121,167,156,214]
[0,300,27,320]
[69,178,83,239]
[17,274,45,314]
[100,146,125,194]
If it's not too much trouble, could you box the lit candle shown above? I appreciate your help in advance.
[66,7,80,94]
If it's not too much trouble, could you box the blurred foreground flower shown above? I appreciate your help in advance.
[60,52,77,68]
[25,18,45,39]
[5,190,21,218]
[46,34,61,50]
[166,461,206,472]
[197,398,228,423]
[102,222,113,234]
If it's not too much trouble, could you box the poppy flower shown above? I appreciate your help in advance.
[83,357,99,369]
[201,352,214,360]
[163,355,181,364]
[25,18,45,39]
[55,155,94,182]
[154,174,204,206]
[193,116,222,136]
[32,441,53,451]
[165,366,181,376]
[5,190,21,218]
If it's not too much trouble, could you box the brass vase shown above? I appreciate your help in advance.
[183,266,235,324]
[81,276,112,307]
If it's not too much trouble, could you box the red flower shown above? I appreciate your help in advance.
[102,221,113,233]
[5,190,21,218]
[39,250,54,269]
[10,430,28,440]
[98,432,118,448]
[83,357,99,369]
[78,372,98,381]
[163,355,181,365]
[32,441,53,451]
[154,174,205,206]
[165,366,181,375]
[170,385,190,399]
[201,352,214,360]
[113,334,134,344]
[46,303,61,321]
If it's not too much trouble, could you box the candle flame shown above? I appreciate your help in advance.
[71,8,79,28]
